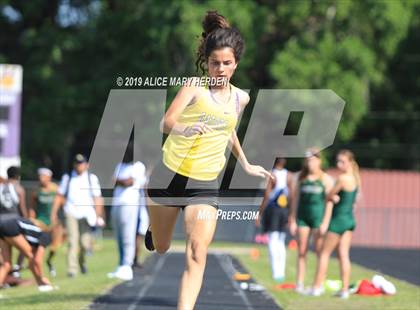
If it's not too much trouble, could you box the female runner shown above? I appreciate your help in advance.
[146,11,273,309]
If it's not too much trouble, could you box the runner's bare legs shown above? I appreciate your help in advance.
[178,204,218,309]
[147,197,180,253]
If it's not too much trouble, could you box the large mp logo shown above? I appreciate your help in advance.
[87,89,344,206]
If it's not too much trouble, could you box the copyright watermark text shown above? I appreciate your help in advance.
[116,76,227,87]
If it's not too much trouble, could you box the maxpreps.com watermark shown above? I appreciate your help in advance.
[197,209,259,221]
[116,76,227,87]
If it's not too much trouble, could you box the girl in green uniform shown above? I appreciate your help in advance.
[289,149,333,293]
[29,168,62,276]
[311,150,360,299]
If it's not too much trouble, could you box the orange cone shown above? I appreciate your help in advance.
[233,272,251,281]
[250,248,260,260]
[288,239,297,250]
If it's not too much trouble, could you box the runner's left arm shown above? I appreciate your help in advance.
[229,90,273,180]
[228,131,273,180]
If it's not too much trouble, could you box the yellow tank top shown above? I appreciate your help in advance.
[162,84,240,181]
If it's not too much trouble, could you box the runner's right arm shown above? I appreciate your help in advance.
[160,80,212,136]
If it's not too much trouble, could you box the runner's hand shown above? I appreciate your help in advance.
[183,122,213,137]
[244,164,274,180]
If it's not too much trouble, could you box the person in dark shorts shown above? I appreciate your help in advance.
[0,215,54,291]
[310,150,360,299]
[145,11,273,309]
[258,158,294,283]
[0,166,28,278]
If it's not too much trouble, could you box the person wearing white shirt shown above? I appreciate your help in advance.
[50,154,104,277]
[258,158,294,283]
[107,148,148,281]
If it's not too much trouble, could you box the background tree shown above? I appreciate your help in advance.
[0,0,418,178]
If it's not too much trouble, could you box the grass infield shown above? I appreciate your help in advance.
[234,242,420,310]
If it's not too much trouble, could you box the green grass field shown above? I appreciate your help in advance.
[0,238,124,310]
[233,243,420,310]
[0,238,419,310]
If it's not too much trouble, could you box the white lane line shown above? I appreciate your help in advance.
[216,254,254,310]
[127,255,167,310]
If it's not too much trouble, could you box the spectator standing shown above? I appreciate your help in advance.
[108,149,147,281]
[51,154,105,277]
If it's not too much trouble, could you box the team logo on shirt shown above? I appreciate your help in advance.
[39,194,55,204]
[301,185,323,194]
[198,112,228,130]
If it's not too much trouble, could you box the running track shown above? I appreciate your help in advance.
[91,252,281,310]
[349,247,420,286]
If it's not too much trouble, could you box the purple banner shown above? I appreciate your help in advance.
[0,64,22,158]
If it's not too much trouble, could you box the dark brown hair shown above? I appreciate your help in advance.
[195,11,245,74]
[274,157,286,168]
[299,148,322,181]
